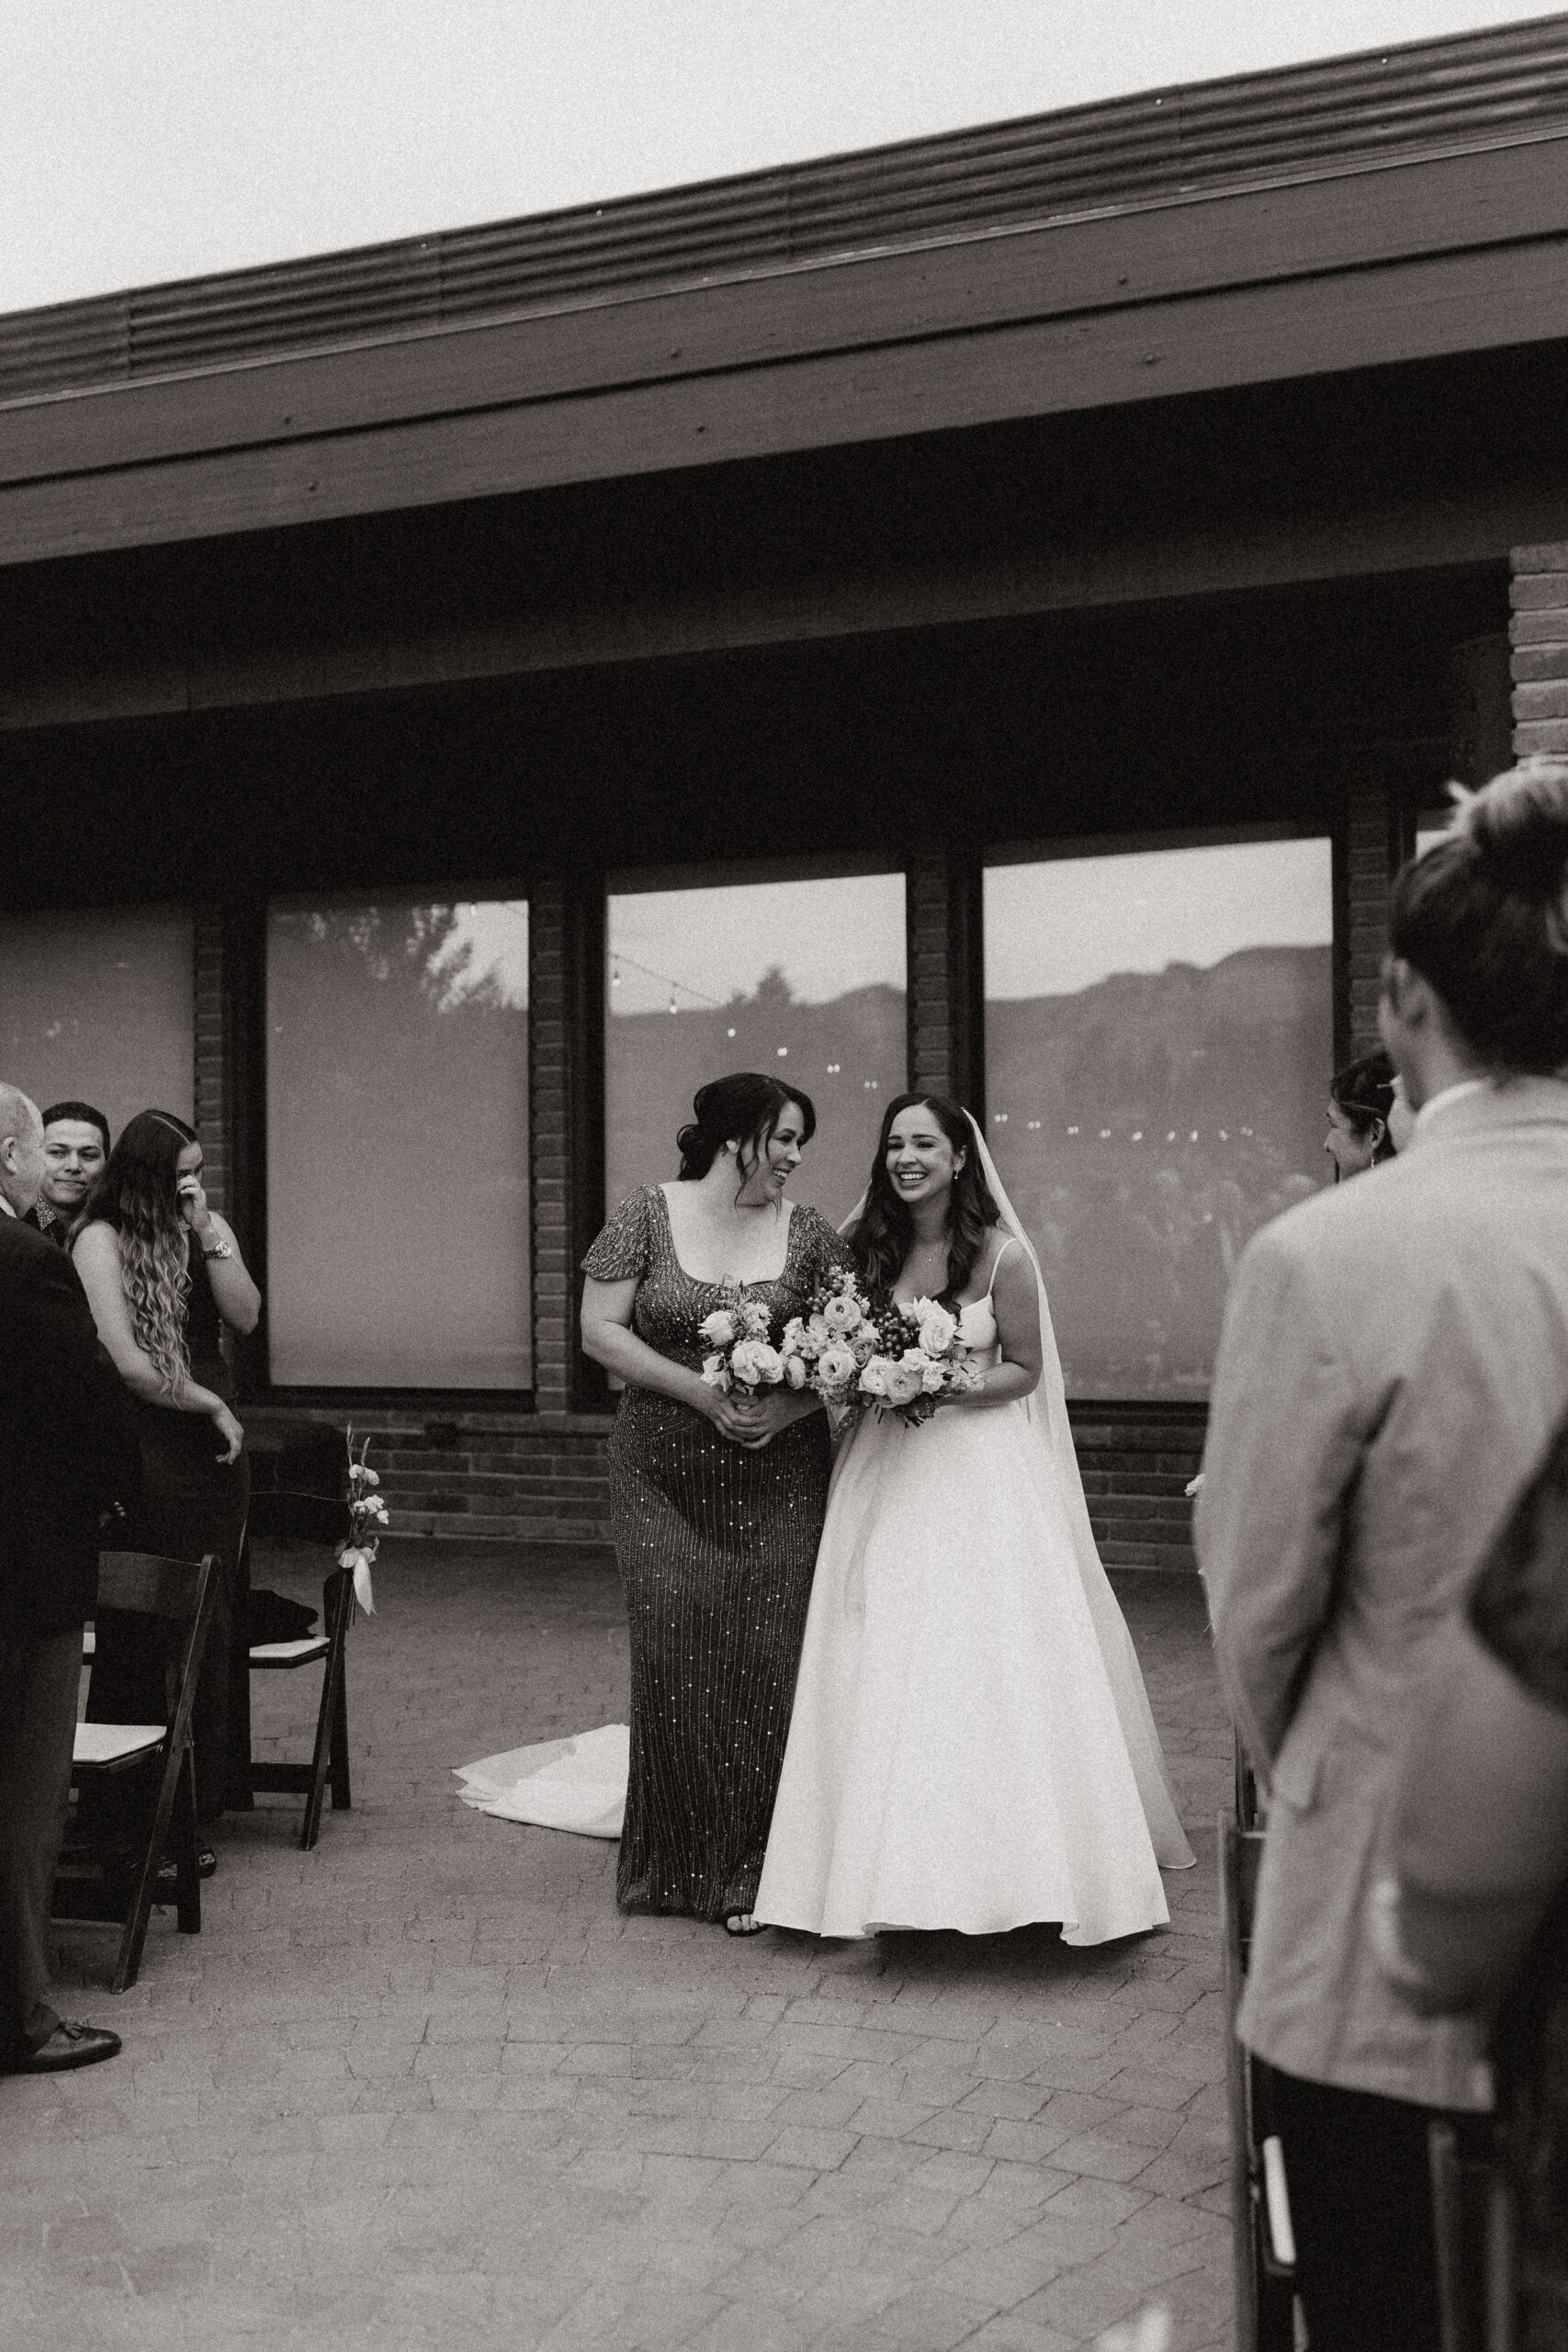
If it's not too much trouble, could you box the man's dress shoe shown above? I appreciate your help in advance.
[13,2020,121,2073]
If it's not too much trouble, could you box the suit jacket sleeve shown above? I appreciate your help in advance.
[1195,1221,1365,1781]
[15,1240,141,1512]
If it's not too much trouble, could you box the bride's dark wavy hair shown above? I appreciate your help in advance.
[847,1093,1000,1307]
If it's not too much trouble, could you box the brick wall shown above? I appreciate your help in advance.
[244,1399,1201,1566]
[907,854,952,1097]
[1345,778,1393,1059]
[193,907,230,1215]
[529,880,573,1414]
[1511,542,1568,759]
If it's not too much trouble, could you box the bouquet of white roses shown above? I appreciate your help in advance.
[697,1288,785,1396]
[778,1267,887,1408]
[780,1269,984,1425]
[853,1293,986,1424]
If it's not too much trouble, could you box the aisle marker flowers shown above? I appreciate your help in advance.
[340,1427,386,1617]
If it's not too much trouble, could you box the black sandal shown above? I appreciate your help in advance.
[723,1913,767,1938]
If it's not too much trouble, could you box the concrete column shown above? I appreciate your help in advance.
[1510,542,1568,759]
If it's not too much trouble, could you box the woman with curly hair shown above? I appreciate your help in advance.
[756,1092,1194,1943]
[73,1111,260,1857]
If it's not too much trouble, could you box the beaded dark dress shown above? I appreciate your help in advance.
[582,1185,848,1920]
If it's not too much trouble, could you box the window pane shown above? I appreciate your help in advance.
[0,903,194,1136]
[606,871,907,1231]
[267,899,530,1388]
[984,839,1333,1399]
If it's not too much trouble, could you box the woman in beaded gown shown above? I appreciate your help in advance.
[580,1074,850,1934]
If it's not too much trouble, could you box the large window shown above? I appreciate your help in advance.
[266,898,530,1389]
[0,903,194,1136]
[606,867,907,1231]
[984,836,1334,1399]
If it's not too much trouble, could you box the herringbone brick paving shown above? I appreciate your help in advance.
[2,1544,1234,2352]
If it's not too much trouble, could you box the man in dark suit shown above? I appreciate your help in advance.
[1,1081,141,2074]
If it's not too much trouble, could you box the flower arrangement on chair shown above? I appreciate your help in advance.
[339,1428,387,1617]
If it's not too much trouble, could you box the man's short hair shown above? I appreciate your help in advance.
[0,1083,41,1148]
[40,1101,110,1154]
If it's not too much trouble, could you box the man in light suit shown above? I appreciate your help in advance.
[1197,757,1568,2351]
[1,1083,141,2075]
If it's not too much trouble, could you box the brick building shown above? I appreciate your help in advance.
[4,17,1567,1566]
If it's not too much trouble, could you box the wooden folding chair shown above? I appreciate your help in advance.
[62,1551,217,1994]
[246,1490,354,1850]
[1221,1808,1299,2352]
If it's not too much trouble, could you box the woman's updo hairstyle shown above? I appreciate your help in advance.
[676,1073,817,1186]
[1391,757,1568,1074]
[1329,1049,1397,1162]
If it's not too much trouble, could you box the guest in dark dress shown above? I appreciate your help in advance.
[73,1112,260,1849]
[581,1074,849,1934]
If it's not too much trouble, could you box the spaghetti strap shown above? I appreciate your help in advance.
[984,1237,1018,1299]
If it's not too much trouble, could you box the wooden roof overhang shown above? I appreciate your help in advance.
[3,14,1568,734]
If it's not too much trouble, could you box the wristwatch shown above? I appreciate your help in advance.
[201,1237,233,1261]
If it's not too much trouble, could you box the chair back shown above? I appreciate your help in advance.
[247,1489,351,1546]
[96,1551,209,1621]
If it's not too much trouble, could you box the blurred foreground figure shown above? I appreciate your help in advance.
[1198,758,1568,2350]
[1379,1414,1568,2351]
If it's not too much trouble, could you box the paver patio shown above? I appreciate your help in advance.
[3,1544,1234,2352]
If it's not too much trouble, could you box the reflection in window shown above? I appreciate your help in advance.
[606,871,907,1230]
[0,903,194,1137]
[984,839,1333,1399]
[267,899,530,1388]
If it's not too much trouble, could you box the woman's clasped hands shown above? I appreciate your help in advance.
[705,1384,807,1449]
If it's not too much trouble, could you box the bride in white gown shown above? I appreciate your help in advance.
[753,1094,1195,1945]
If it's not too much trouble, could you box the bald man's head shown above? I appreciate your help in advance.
[0,1084,46,1214]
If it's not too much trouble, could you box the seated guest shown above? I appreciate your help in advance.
[1376,1414,1568,2347]
[1324,1050,1397,1181]
[24,1102,109,1247]
[1,1082,141,2075]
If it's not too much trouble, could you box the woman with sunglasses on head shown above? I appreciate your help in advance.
[73,1112,260,1866]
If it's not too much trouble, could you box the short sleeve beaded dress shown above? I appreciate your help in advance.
[582,1184,849,1920]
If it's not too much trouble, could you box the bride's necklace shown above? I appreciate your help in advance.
[899,1232,950,1298]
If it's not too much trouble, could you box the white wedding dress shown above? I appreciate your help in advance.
[753,1148,1196,1946]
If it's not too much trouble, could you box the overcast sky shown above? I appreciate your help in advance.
[610,875,907,1011]
[986,841,1335,998]
[4,2,1551,315]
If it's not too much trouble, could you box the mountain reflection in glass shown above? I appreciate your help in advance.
[984,841,1333,1399]
[266,899,530,1388]
[605,874,907,1230]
